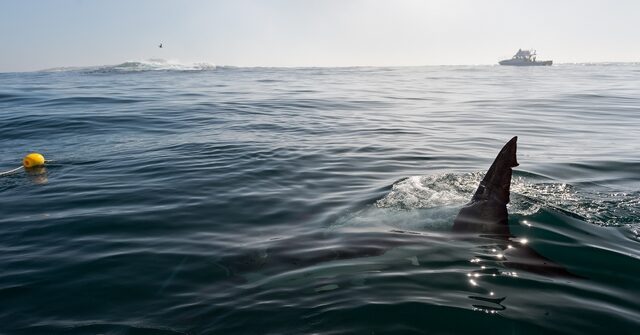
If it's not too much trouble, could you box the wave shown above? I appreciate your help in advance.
[41,59,216,73]
[373,172,639,227]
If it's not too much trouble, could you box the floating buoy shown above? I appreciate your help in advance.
[0,153,50,177]
[23,153,46,168]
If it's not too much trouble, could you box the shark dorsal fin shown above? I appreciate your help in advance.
[453,136,519,235]
[472,136,519,205]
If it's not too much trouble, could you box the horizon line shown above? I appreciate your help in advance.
[3,61,639,74]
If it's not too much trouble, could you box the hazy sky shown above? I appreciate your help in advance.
[1,0,639,71]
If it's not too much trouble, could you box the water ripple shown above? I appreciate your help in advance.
[1,65,639,334]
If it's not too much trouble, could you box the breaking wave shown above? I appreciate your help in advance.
[42,59,216,73]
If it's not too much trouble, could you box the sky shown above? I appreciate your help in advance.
[1,0,639,71]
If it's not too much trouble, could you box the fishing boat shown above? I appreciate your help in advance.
[499,49,552,66]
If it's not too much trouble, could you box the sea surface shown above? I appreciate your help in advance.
[1,61,639,334]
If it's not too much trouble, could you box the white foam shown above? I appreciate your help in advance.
[110,59,216,72]
[376,173,480,210]
[372,172,640,227]
[332,173,480,231]
[41,59,216,73]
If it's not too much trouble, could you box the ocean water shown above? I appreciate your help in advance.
[1,61,639,334]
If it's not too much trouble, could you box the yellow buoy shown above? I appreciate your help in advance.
[23,153,46,168]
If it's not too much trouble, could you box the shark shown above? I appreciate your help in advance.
[217,136,577,281]
[453,136,577,277]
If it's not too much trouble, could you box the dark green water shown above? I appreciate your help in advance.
[1,63,639,334]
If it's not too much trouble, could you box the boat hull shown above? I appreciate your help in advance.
[499,59,552,66]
